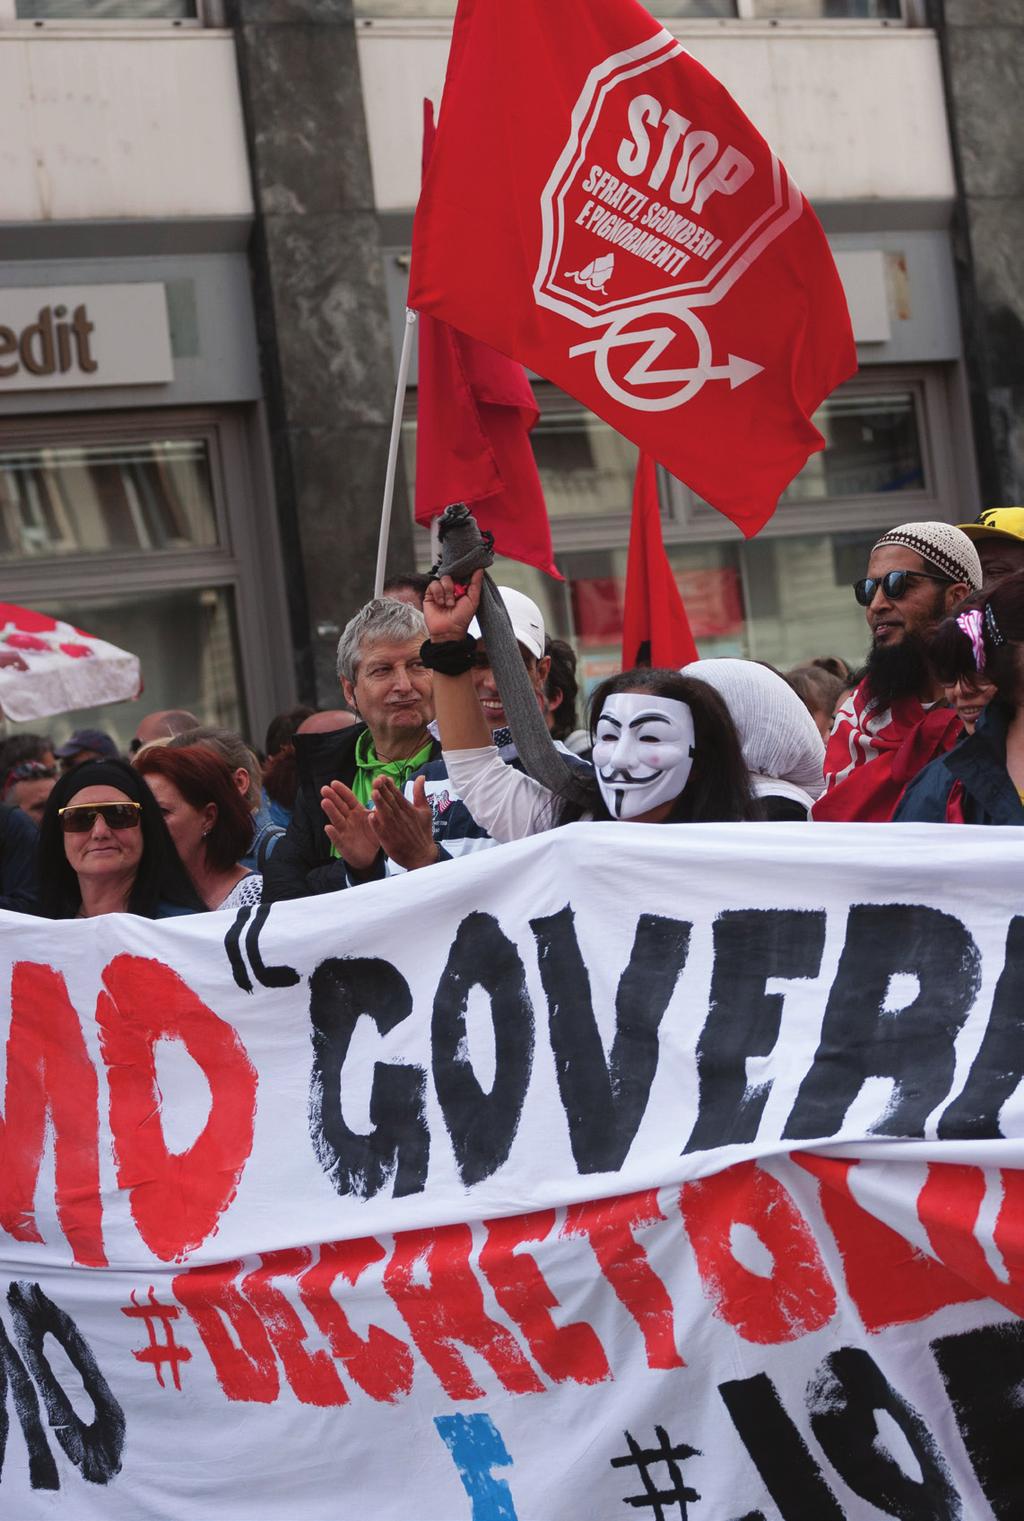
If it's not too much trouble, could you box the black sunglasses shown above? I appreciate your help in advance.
[853,569,951,607]
[58,801,142,834]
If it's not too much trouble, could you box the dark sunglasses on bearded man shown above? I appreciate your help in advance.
[853,568,951,608]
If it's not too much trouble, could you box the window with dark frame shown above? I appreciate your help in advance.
[0,409,278,752]
[0,439,219,559]
[12,1,198,17]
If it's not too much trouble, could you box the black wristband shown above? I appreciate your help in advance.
[419,634,478,676]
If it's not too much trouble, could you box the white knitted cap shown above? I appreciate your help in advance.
[681,658,826,800]
[872,521,982,591]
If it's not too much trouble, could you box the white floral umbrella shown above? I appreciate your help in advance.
[0,603,141,723]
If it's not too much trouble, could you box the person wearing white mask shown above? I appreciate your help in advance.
[681,658,826,820]
[590,691,697,820]
[421,570,754,838]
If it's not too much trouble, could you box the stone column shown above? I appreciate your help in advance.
[230,0,414,703]
[934,0,1024,509]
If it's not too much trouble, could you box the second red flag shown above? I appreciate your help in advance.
[415,101,560,579]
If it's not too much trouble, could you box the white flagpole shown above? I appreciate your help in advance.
[374,306,419,598]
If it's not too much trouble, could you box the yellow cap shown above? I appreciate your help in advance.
[957,507,1024,544]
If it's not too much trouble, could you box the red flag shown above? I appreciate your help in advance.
[409,0,857,538]
[415,101,559,579]
[621,454,698,669]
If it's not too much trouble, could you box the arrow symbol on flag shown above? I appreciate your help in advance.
[569,324,763,392]
[619,351,762,389]
[714,353,764,388]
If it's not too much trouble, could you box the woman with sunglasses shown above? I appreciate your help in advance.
[895,569,1024,824]
[37,758,202,919]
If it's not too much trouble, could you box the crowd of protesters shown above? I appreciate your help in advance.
[1,506,1023,921]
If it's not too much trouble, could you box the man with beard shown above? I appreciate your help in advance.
[813,521,981,821]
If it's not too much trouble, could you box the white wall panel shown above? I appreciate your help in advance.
[0,33,252,223]
[357,23,955,212]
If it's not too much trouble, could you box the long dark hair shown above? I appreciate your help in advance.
[555,668,755,825]
[37,758,203,920]
[262,745,299,810]
[928,569,1024,704]
[263,705,315,809]
[545,638,579,741]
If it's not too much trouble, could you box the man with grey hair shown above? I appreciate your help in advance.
[317,583,581,880]
[263,598,441,901]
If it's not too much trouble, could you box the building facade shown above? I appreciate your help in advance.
[0,0,1019,739]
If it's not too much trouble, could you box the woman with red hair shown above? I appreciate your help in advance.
[136,743,262,910]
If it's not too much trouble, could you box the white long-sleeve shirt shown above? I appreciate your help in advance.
[444,745,578,841]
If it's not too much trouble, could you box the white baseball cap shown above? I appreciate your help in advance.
[469,586,546,661]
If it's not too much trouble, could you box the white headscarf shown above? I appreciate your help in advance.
[681,658,826,805]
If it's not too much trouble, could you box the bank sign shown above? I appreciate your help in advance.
[0,284,173,392]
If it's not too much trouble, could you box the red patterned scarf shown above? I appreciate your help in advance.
[813,680,962,822]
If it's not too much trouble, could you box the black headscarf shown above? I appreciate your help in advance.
[37,757,204,919]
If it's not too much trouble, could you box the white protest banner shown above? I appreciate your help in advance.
[0,821,1022,1519]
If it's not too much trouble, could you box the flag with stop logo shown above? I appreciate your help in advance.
[409,0,857,536]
